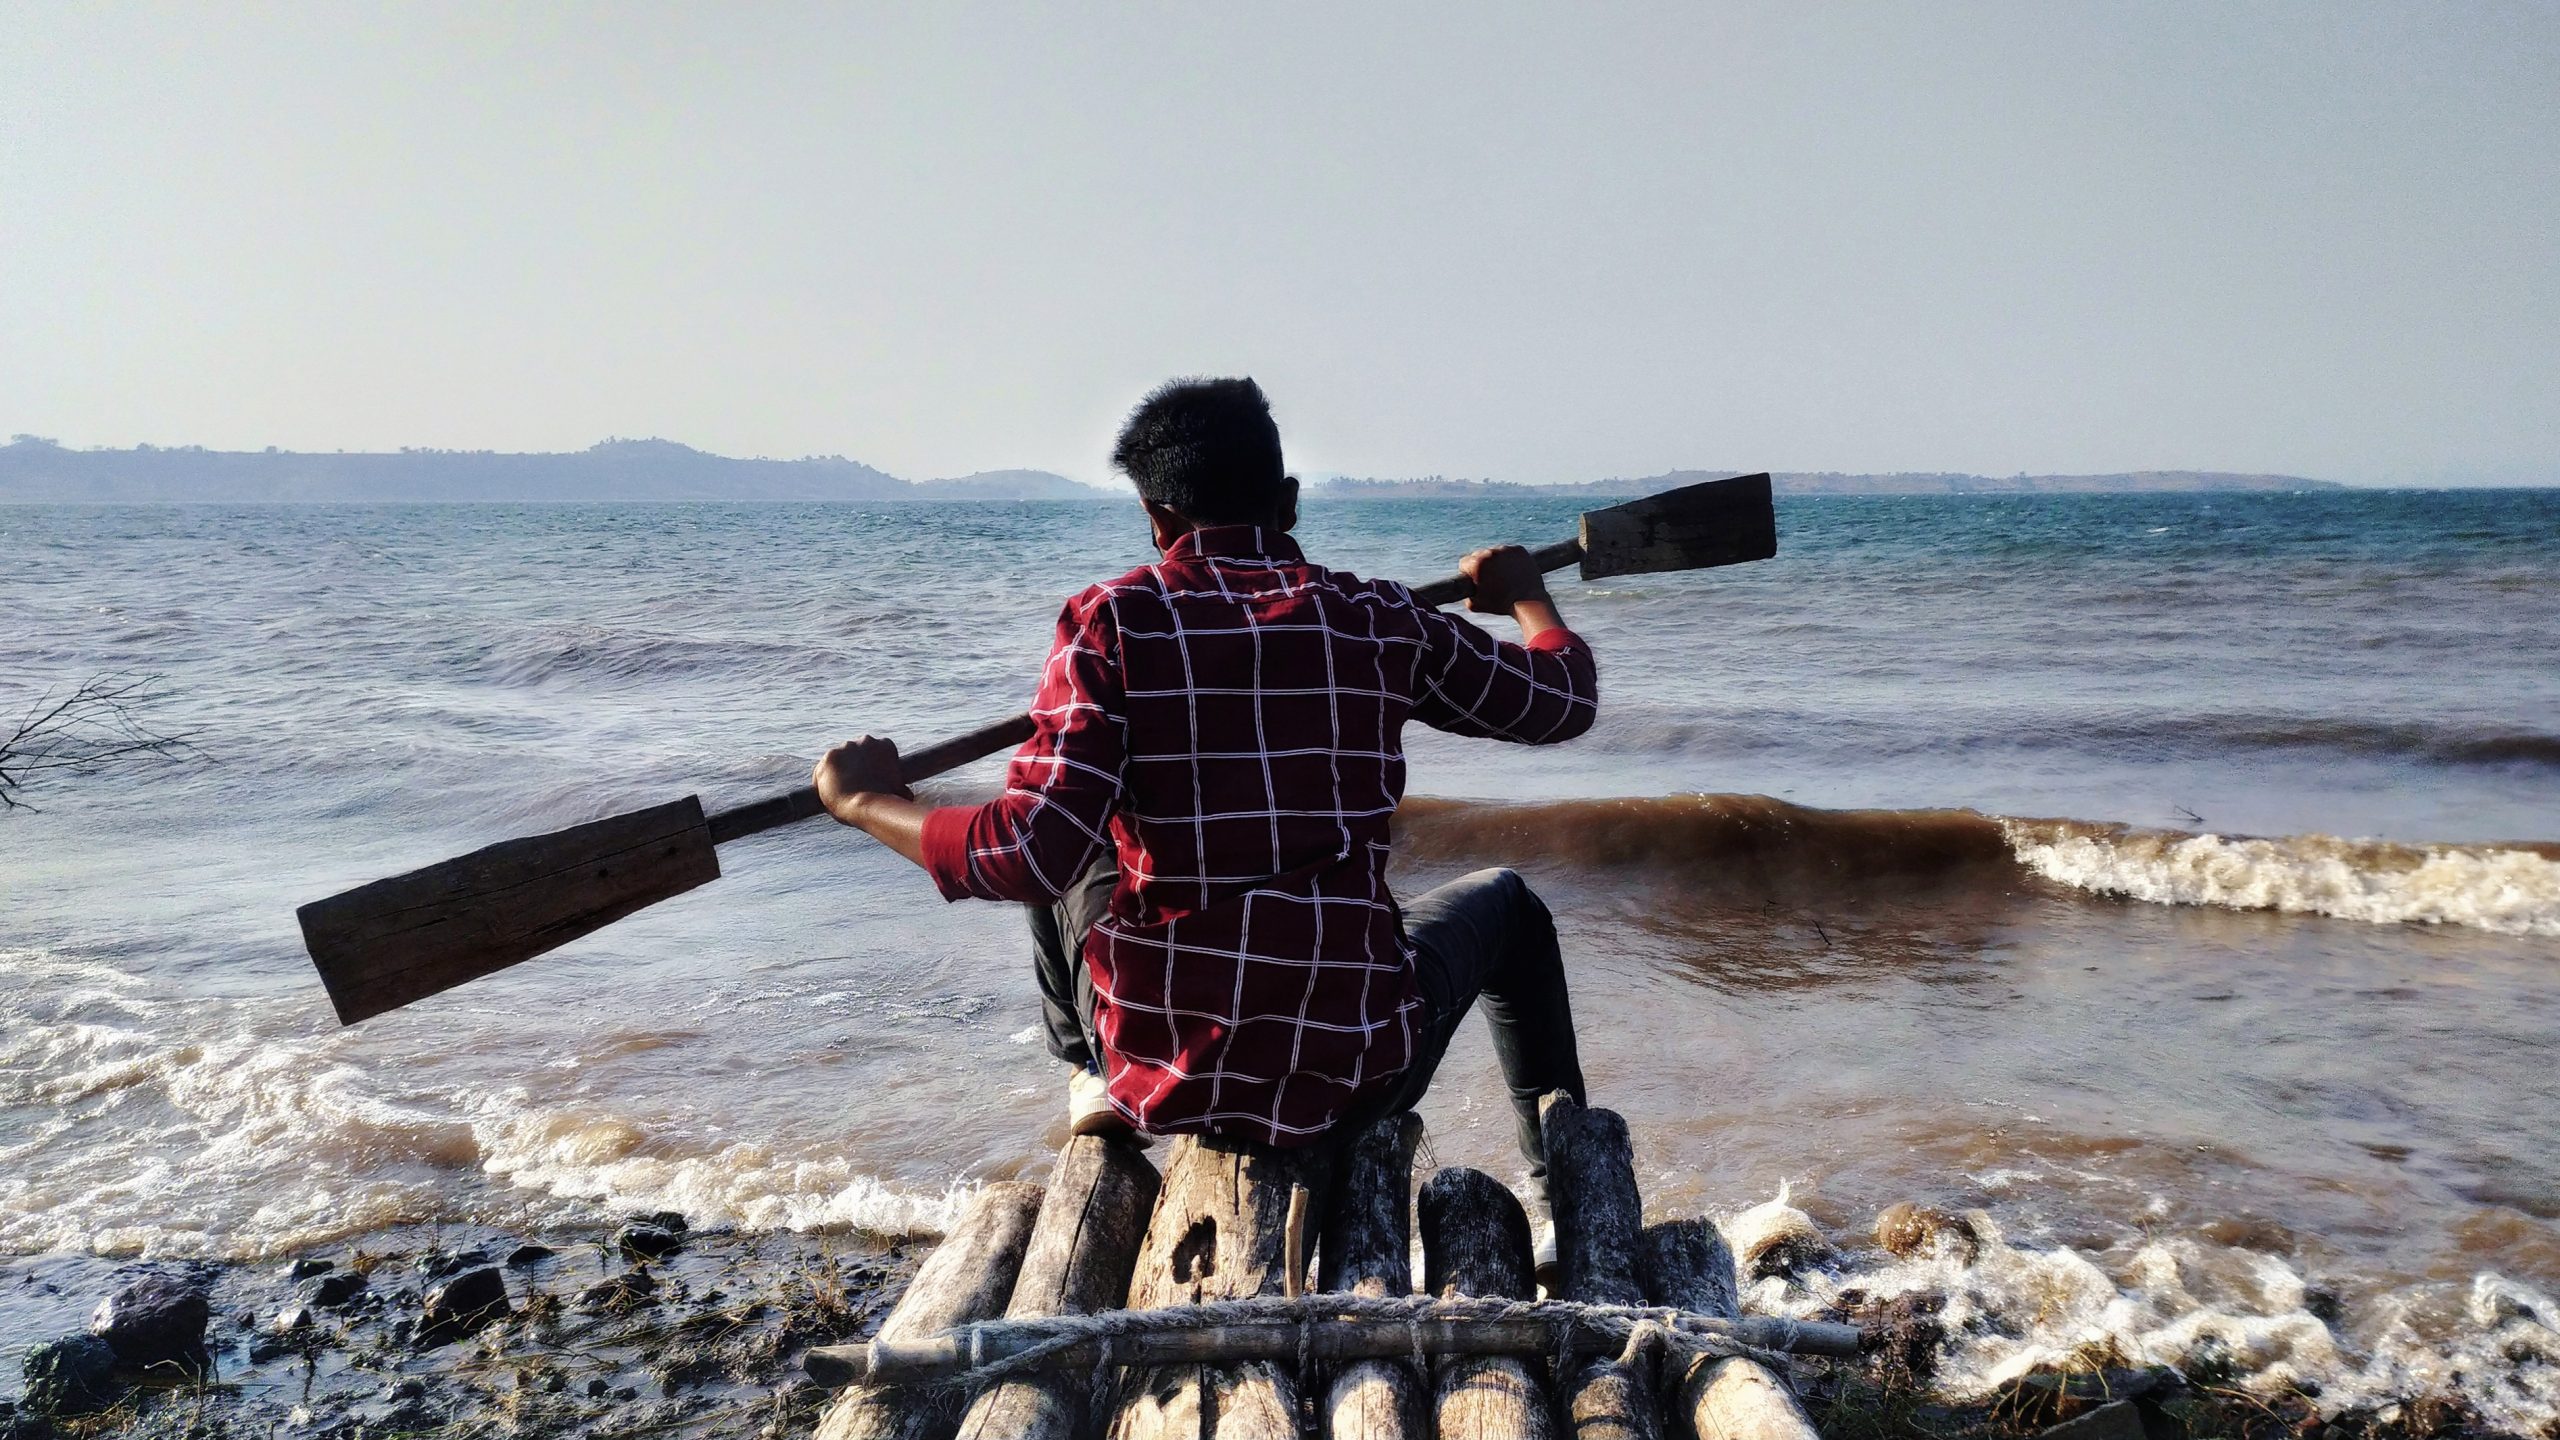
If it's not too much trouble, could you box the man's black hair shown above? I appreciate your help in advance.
[1111,377,1289,525]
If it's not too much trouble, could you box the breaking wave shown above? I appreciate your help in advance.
[1397,794,2560,936]
[2005,821,2560,937]
[0,948,972,1260]
[1739,1189,2560,1436]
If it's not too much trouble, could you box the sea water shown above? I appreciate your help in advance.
[4,490,2557,1422]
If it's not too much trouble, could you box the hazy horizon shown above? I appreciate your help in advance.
[1,431,2398,495]
[6,4,2555,487]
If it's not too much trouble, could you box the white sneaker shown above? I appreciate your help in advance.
[1067,1068,1145,1143]
[1534,1224,1563,1295]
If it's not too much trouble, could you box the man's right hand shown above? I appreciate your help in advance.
[814,736,912,825]
[1459,544,1552,616]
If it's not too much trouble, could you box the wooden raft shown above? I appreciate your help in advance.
[808,1095,1840,1440]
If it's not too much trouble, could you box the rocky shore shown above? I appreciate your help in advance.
[1,1216,918,1440]
[1,1190,2522,1440]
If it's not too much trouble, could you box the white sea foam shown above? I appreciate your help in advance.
[2002,821,2560,936]
[0,948,975,1258]
[1752,1197,2560,1435]
[470,1093,974,1237]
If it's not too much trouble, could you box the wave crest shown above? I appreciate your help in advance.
[1397,794,2560,936]
[2006,821,2560,937]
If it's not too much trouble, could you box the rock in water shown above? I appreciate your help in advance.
[2036,1400,2146,1440]
[418,1247,489,1279]
[305,1270,369,1309]
[641,1209,690,1234]
[505,1243,555,1267]
[90,1270,211,1372]
[419,1267,510,1342]
[615,1222,683,1262]
[1874,1202,1982,1263]
[1725,1183,1834,1280]
[21,1333,120,1415]
[286,1257,334,1281]
[577,1270,660,1313]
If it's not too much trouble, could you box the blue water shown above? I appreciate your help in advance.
[12,491,2556,841]
[5,490,2560,1420]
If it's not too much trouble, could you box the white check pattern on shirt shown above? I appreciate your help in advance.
[924,525,1597,1145]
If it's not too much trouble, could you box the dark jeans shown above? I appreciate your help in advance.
[1027,859,1588,1191]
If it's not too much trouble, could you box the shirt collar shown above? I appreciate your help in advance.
[1163,525,1306,565]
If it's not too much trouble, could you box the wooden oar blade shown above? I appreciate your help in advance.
[1578,472,1776,581]
[298,796,720,1025]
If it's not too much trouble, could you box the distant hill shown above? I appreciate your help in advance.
[0,436,1109,503]
[1316,469,2345,498]
[2,436,2344,503]
[915,468,1115,501]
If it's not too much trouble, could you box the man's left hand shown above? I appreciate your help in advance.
[814,736,913,825]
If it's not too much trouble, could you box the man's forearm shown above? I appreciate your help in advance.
[837,791,931,867]
[1511,596,1567,644]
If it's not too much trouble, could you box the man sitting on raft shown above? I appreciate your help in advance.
[812,376,1597,1251]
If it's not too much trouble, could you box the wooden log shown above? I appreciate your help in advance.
[1641,1219,1821,1440]
[815,1182,1045,1440]
[1417,1167,1555,1440]
[1107,1134,1336,1440]
[804,1302,1862,1386]
[1319,1114,1425,1440]
[1540,1092,1660,1440]
[956,1139,1162,1440]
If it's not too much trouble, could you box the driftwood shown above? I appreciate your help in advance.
[815,1181,1045,1440]
[1106,1134,1336,1440]
[1540,1091,1660,1440]
[801,1294,1860,1387]
[955,1138,1161,1440]
[1319,1115,1425,1440]
[1643,1219,1823,1440]
[1417,1167,1554,1440]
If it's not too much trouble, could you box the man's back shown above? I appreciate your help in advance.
[918,523,1597,1142]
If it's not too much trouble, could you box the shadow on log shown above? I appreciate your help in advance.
[1418,1166,1555,1440]
[1642,1218,1822,1440]
[1541,1091,1660,1440]
[1319,1113,1425,1440]
[957,1137,1161,1440]
[816,1181,1044,1440]
[1106,1134,1336,1440]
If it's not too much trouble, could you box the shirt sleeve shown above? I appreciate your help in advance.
[919,593,1128,903]
[1407,601,1599,744]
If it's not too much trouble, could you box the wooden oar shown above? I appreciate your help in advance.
[298,472,1776,1024]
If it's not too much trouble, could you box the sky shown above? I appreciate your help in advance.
[3,3,2554,486]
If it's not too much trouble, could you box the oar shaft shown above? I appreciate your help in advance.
[1404,537,1582,608]
[703,540,1583,848]
[705,713,1041,845]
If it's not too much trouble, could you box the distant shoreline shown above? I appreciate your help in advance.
[0,436,2379,502]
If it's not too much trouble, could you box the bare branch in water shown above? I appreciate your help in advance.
[0,672,203,812]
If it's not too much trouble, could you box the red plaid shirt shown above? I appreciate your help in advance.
[920,526,1597,1145]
